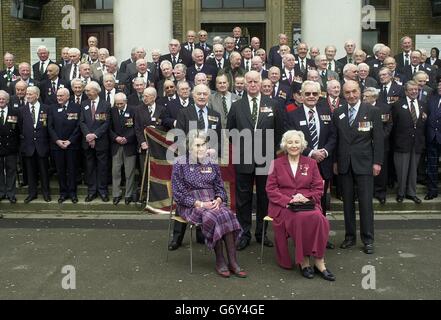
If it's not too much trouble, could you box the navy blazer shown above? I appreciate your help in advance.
[0,107,20,156]
[40,78,69,105]
[79,99,111,151]
[32,60,56,82]
[162,98,194,131]
[18,103,50,157]
[286,105,337,180]
[186,64,217,89]
[109,105,137,157]
[48,101,82,151]
[426,94,441,145]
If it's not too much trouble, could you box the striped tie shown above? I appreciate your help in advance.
[349,107,356,126]
[308,110,319,149]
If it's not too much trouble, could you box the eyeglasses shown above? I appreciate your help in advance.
[194,143,206,148]
[304,92,319,97]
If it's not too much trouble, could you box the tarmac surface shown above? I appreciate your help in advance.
[0,214,440,300]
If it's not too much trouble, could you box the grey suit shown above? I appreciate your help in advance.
[208,92,241,129]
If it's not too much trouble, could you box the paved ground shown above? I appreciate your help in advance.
[0,214,440,300]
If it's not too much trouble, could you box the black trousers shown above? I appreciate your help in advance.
[236,171,269,241]
[24,152,50,198]
[52,149,78,198]
[84,148,108,197]
[0,154,17,198]
[340,168,374,245]
[426,139,441,196]
[374,149,389,199]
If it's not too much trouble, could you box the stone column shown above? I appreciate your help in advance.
[301,0,362,59]
[113,0,173,62]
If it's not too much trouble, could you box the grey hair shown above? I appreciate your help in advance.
[280,130,308,153]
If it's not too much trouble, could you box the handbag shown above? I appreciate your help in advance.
[288,200,315,212]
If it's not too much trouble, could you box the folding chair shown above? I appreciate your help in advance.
[166,196,200,273]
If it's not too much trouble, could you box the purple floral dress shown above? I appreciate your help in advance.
[172,157,242,249]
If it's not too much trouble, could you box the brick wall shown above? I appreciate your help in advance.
[173,0,183,42]
[1,0,74,65]
[284,0,301,48]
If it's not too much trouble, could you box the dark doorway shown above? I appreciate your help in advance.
[362,22,389,54]
[81,25,114,55]
[202,23,266,49]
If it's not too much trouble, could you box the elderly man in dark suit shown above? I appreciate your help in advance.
[286,80,338,248]
[79,81,111,203]
[110,93,137,205]
[227,70,280,251]
[268,33,289,67]
[186,49,217,89]
[426,78,441,200]
[392,81,428,205]
[333,80,384,254]
[48,88,81,204]
[378,67,405,105]
[394,36,413,72]
[0,90,20,204]
[18,86,52,203]
[162,81,193,131]
[40,64,69,106]
[32,46,56,82]
[160,39,192,68]
[0,53,19,92]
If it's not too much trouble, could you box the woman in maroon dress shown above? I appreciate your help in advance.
[172,133,246,278]
[266,130,335,281]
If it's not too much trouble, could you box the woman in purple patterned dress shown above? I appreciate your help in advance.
[171,134,246,278]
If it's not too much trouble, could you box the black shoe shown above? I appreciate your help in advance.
[424,194,438,201]
[314,266,336,281]
[85,194,97,203]
[113,196,122,205]
[396,196,404,203]
[100,195,110,203]
[326,241,335,249]
[363,244,375,254]
[43,195,52,203]
[405,195,422,204]
[71,197,78,204]
[58,196,66,204]
[125,197,132,205]
[257,236,274,247]
[375,197,386,205]
[24,196,37,204]
[340,239,356,249]
[300,266,315,279]
[8,196,17,204]
[168,239,181,251]
[236,238,250,251]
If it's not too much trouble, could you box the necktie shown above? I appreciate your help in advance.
[31,105,36,125]
[119,109,125,126]
[148,105,152,116]
[348,107,356,126]
[40,61,45,75]
[413,66,417,75]
[218,61,222,69]
[328,62,332,70]
[410,100,418,125]
[0,110,4,126]
[20,98,24,107]
[246,61,250,71]
[52,81,57,94]
[308,110,319,149]
[301,60,306,73]
[382,85,388,103]
[72,64,77,79]
[288,70,293,84]
[182,100,187,107]
[172,56,177,66]
[91,100,96,120]
[107,91,111,104]
[76,96,80,104]
[321,71,326,78]
[331,99,337,111]
[198,109,205,131]
[405,53,410,67]
[251,97,258,126]
[222,96,228,116]
[6,69,12,81]
[348,57,353,64]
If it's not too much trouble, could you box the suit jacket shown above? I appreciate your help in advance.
[127,92,144,107]
[280,67,305,87]
[134,103,165,147]
[186,64,217,89]
[318,70,340,90]
[127,71,155,95]
[317,96,346,113]
[40,78,69,105]
[266,155,324,219]
[218,67,246,92]
[9,78,39,95]
[61,63,80,81]
[427,58,441,69]
[0,107,20,156]
[392,98,427,154]
[394,52,411,72]
[208,92,241,129]
[9,95,27,110]
[176,105,222,152]
[402,64,436,86]
[79,99,111,151]
[273,82,293,104]
[426,94,441,145]
[120,58,134,74]
[195,42,213,58]
[378,81,405,105]
[286,105,337,180]
[48,102,81,150]
[418,85,434,104]
[160,51,193,68]
[332,102,384,175]
[337,56,355,68]
[162,98,193,131]
[32,60,56,82]
[0,67,20,91]
[227,94,281,173]
[18,103,50,157]
[109,106,137,156]
[374,101,393,152]
[359,77,378,93]
[233,37,249,51]
[206,57,230,73]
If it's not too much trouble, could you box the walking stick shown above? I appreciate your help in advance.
[139,128,150,204]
